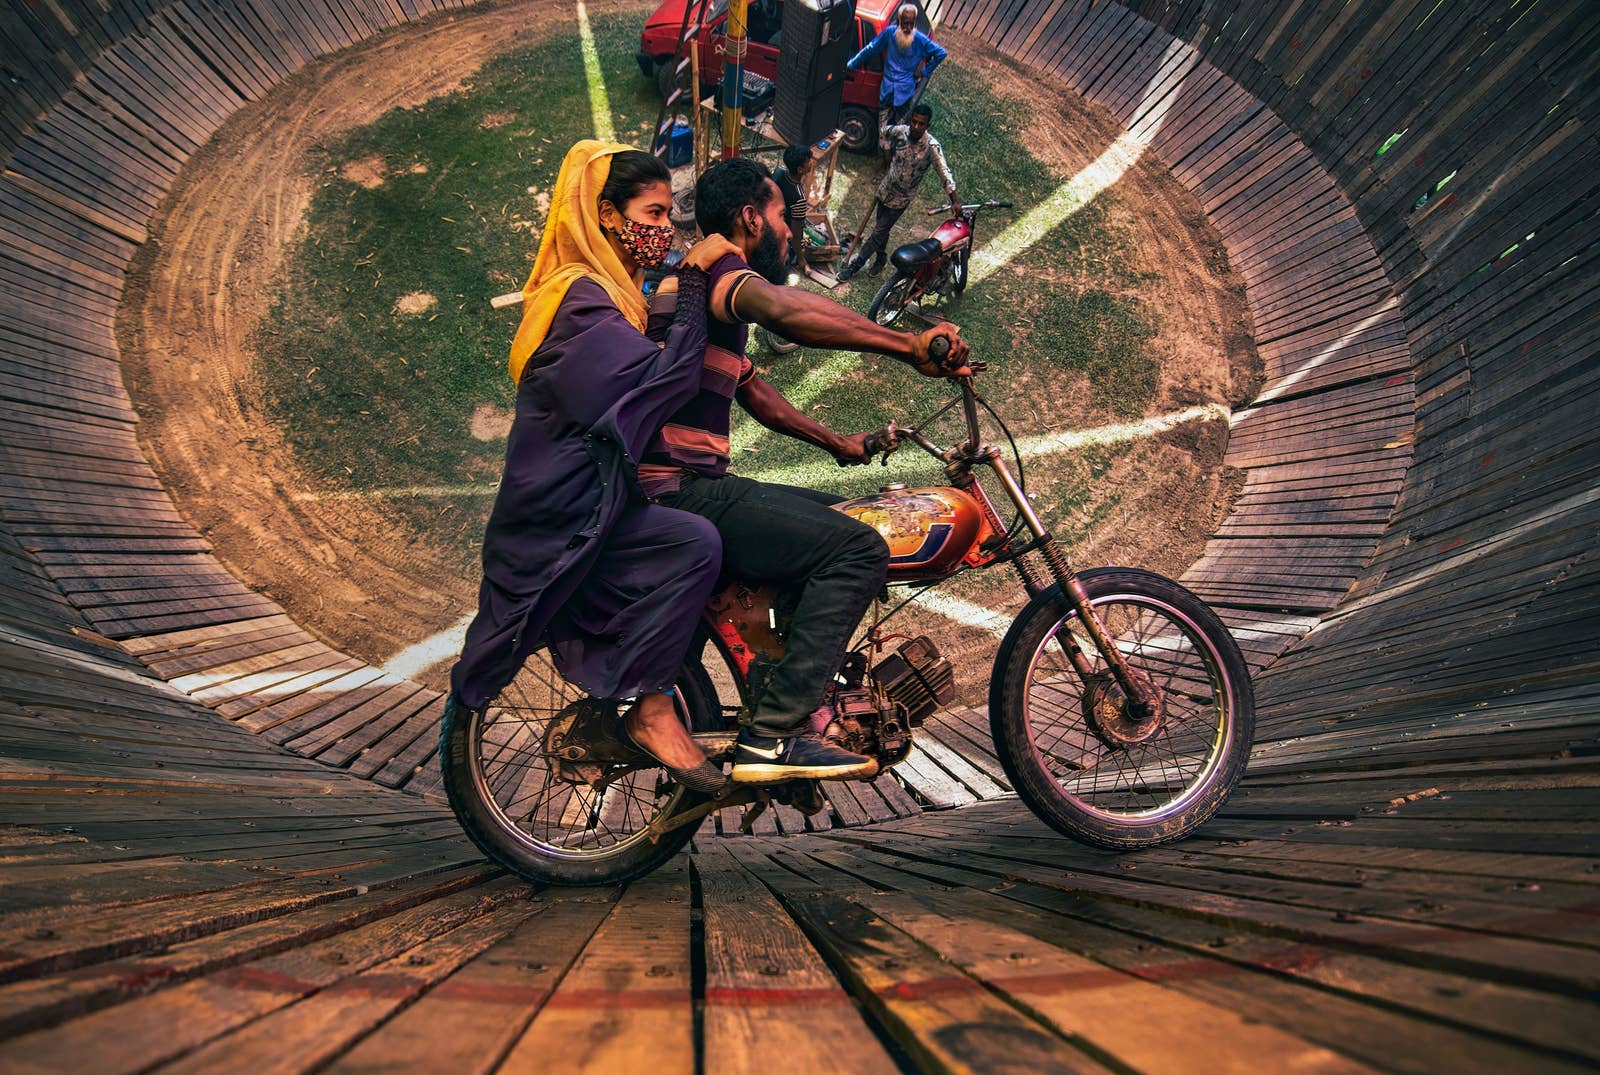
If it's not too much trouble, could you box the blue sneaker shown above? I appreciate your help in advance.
[730,730,877,784]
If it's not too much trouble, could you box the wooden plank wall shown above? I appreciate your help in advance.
[0,0,478,800]
[925,0,1599,762]
[931,0,1418,662]
[1,0,1593,819]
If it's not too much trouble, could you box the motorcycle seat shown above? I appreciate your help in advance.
[890,237,944,272]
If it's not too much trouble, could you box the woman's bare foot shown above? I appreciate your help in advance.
[624,692,707,772]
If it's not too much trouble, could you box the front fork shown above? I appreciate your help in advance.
[983,452,1157,717]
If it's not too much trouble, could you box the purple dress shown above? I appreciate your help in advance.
[451,271,720,709]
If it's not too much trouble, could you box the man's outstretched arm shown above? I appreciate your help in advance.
[730,275,970,376]
[736,375,869,463]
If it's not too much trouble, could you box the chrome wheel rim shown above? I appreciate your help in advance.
[1021,591,1234,822]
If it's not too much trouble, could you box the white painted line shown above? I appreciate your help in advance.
[1009,404,1230,456]
[1253,296,1402,402]
[292,484,499,502]
[741,404,1228,489]
[382,611,476,681]
[742,38,1199,452]
[911,589,1013,637]
[576,0,615,143]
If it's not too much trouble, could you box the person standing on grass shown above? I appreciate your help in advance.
[837,103,957,281]
[448,141,740,795]
[847,2,947,136]
[772,143,815,267]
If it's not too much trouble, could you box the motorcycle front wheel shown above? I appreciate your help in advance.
[439,652,718,886]
[990,568,1254,849]
[868,272,916,326]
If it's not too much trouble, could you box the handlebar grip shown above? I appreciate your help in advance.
[928,336,951,362]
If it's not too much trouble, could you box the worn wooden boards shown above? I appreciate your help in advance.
[5,626,1594,1074]
[928,0,1597,759]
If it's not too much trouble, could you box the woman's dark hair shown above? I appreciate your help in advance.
[599,150,671,211]
[782,144,812,173]
[694,156,775,236]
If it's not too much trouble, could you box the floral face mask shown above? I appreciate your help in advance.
[614,216,674,269]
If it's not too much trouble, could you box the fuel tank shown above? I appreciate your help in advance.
[834,484,985,581]
[932,217,971,251]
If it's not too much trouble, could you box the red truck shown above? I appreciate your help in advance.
[637,0,928,153]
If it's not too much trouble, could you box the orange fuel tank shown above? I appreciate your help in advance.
[833,484,985,581]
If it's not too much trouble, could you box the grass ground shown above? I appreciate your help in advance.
[254,11,1173,583]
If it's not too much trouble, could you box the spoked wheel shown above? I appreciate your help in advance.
[758,325,801,354]
[868,272,915,326]
[990,568,1254,849]
[439,652,719,885]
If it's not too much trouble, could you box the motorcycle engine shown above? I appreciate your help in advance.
[818,637,955,767]
[873,636,956,726]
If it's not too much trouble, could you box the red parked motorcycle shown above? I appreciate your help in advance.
[868,200,1012,326]
[439,341,1256,886]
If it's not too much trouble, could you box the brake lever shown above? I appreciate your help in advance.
[858,421,902,466]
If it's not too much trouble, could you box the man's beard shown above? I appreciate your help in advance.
[908,128,925,143]
[751,224,788,284]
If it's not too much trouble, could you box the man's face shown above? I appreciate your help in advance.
[740,179,791,284]
[898,9,916,32]
[908,112,929,142]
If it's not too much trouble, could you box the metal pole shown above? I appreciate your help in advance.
[720,0,748,158]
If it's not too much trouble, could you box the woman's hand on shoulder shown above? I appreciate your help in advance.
[682,234,743,271]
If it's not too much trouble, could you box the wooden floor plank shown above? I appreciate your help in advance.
[800,846,1372,1074]
[0,878,529,1074]
[155,899,541,1075]
[319,886,621,1075]
[696,845,897,1075]
[730,842,1115,1074]
[0,864,497,1038]
[497,861,694,1075]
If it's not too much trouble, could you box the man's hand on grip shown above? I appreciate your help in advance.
[910,323,970,377]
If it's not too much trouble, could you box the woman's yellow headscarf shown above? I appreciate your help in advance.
[508,140,655,382]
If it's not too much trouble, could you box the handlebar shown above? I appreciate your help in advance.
[848,357,991,467]
[927,199,1013,215]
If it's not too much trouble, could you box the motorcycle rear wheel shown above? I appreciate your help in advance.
[868,272,915,326]
[440,653,718,886]
[990,568,1254,849]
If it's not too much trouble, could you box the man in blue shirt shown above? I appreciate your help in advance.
[846,3,947,136]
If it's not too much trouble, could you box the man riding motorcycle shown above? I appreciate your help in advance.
[640,156,969,787]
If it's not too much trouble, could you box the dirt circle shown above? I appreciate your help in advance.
[118,2,1258,693]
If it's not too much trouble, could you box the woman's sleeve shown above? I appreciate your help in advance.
[597,267,710,460]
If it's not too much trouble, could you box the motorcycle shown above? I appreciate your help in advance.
[439,340,1255,886]
[867,200,1013,326]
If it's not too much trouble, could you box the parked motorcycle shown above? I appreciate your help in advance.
[868,200,1012,326]
[440,340,1255,886]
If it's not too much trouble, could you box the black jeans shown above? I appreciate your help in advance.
[658,473,889,738]
[848,202,907,273]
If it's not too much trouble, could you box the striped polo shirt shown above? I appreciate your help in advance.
[638,252,761,496]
